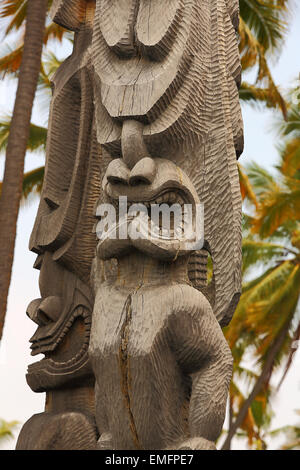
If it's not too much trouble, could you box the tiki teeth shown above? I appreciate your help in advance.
[30,306,91,362]
[168,192,177,203]
[114,191,188,210]
[47,345,88,368]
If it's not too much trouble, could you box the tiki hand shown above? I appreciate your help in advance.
[175,437,216,450]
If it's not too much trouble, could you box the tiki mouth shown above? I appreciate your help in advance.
[106,187,192,215]
[107,187,196,243]
[28,305,91,369]
[26,314,92,392]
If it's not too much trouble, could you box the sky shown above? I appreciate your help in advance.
[0,6,300,450]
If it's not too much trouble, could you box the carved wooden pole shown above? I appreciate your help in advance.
[17,0,243,450]
[17,1,100,449]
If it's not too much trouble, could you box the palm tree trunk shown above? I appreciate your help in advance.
[222,319,292,450]
[0,0,48,340]
[226,396,234,450]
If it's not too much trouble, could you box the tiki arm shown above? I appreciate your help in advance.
[170,288,233,450]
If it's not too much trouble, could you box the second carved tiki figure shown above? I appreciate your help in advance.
[18,0,243,450]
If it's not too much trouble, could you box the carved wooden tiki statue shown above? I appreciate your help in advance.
[17,0,243,450]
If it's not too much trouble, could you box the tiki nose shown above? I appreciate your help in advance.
[37,296,62,324]
[129,157,156,185]
[121,120,150,169]
[26,296,62,326]
[26,298,42,325]
[106,159,130,185]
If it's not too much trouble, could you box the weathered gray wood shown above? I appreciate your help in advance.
[17,6,100,450]
[19,0,243,450]
[92,0,243,325]
[90,0,243,450]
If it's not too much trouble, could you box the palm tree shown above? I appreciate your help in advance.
[0,118,46,200]
[0,0,48,340]
[0,47,64,202]
[0,418,18,442]
[226,365,274,450]
[222,101,300,448]
[0,49,62,201]
[0,0,67,76]
[0,0,69,208]
[239,0,292,117]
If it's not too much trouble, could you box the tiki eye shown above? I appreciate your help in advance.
[44,196,60,210]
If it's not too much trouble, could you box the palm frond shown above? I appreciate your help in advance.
[38,49,63,90]
[242,238,287,275]
[21,166,44,201]
[278,104,300,137]
[239,81,279,108]
[240,0,287,52]
[252,182,300,237]
[43,21,66,44]
[246,263,300,361]
[0,0,68,77]
[246,162,280,195]
[238,163,259,208]
[251,392,273,430]
[228,262,298,354]
[0,0,27,35]
[0,40,23,76]
[0,419,18,441]
[233,364,260,385]
[239,14,287,116]
[278,138,300,178]
[0,116,47,154]
[277,319,300,389]
[225,266,278,348]
[271,417,300,450]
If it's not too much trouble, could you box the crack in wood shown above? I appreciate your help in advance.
[118,293,143,450]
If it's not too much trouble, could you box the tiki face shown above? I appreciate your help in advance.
[26,253,93,393]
